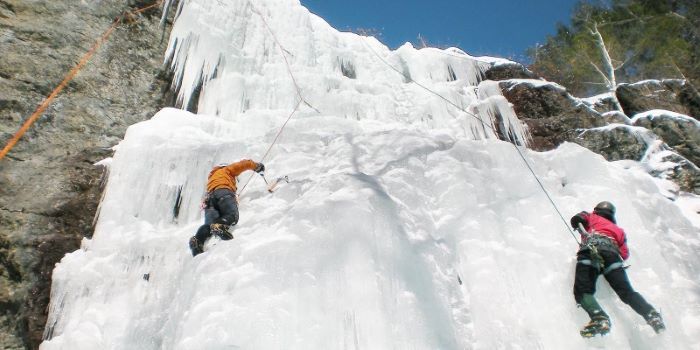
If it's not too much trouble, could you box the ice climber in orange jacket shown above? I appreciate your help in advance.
[189,159,265,256]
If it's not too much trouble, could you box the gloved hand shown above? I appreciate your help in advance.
[254,162,265,173]
[570,212,588,230]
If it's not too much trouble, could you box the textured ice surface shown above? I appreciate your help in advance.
[41,1,700,349]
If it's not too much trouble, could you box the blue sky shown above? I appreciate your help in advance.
[299,0,579,63]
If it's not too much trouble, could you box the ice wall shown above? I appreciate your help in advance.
[163,0,528,145]
[41,0,700,349]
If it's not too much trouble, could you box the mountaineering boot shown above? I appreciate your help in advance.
[579,293,609,320]
[580,314,611,338]
[189,236,203,257]
[645,310,665,334]
[210,223,233,240]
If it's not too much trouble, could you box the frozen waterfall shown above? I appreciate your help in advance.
[41,1,700,349]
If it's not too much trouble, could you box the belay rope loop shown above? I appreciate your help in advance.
[0,1,163,161]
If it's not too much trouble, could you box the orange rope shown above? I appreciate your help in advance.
[0,1,163,161]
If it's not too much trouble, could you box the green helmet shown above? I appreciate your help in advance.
[594,201,616,215]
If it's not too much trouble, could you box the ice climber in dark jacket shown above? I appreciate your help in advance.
[571,201,665,337]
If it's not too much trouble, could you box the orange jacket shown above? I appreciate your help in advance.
[206,159,258,192]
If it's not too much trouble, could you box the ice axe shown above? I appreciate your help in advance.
[259,172,289,193]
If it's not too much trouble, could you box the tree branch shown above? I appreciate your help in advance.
[588,59,612,87]
[613,53,635,70]
[589,22,623,111]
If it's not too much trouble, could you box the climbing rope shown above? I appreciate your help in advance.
[360,37,579,242]
[238,4,322,196]
[238,98,303,196]
[159,4,576,244]
[360,38,495,135]
[250,4,320,114]
[236,9,579,243]
[513,148,581,244]
[0,1,163,162]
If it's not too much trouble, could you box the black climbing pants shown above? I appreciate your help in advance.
[574,249,654,318]
[194,188,238,243]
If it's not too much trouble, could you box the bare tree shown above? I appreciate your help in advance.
[586,22,627,111]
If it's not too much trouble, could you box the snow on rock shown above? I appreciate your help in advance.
[501,78,567,91]
[580,92,616,105]
[41,0,700,349]
[601,110,632,123]
[583,123,657,145]
[631,109,700,126]
[629,79,664,87]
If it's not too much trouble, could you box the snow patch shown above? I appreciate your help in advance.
[631,109,700,126]
[503,78,566,91]
[580,91,615,104]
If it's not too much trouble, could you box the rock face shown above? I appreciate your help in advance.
[482,63,536,81]
[496,79,607,151]
[576,127,649,161]
[485,63,700,195]
[617,79,700,119]
[0,1,171,349]
[631,111,700,167]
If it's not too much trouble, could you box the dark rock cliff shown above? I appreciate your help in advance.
[484,64,700,195]
[0,1,172,349]
[497,79,606,151]
[617,79,700,119]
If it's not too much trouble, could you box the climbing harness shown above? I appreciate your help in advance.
[576,223,624,274]
[582,233,618,253]
[200,192,210,210]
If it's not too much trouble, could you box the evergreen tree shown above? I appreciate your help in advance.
[528,0,699,98]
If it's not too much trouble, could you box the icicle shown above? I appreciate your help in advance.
[475,80,531,146]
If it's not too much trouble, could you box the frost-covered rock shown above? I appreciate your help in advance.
[600,110,631,124]
[573,116,700,194]
[497,79,605,150]
[631,110,700,165]
[577,124,651,161]
[579,92,620,114]
[617,79,700,119]
[493,77,700,193]
[649,152,700,195]
[483,62,536,81]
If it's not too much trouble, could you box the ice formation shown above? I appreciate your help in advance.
[41,1,700,349]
